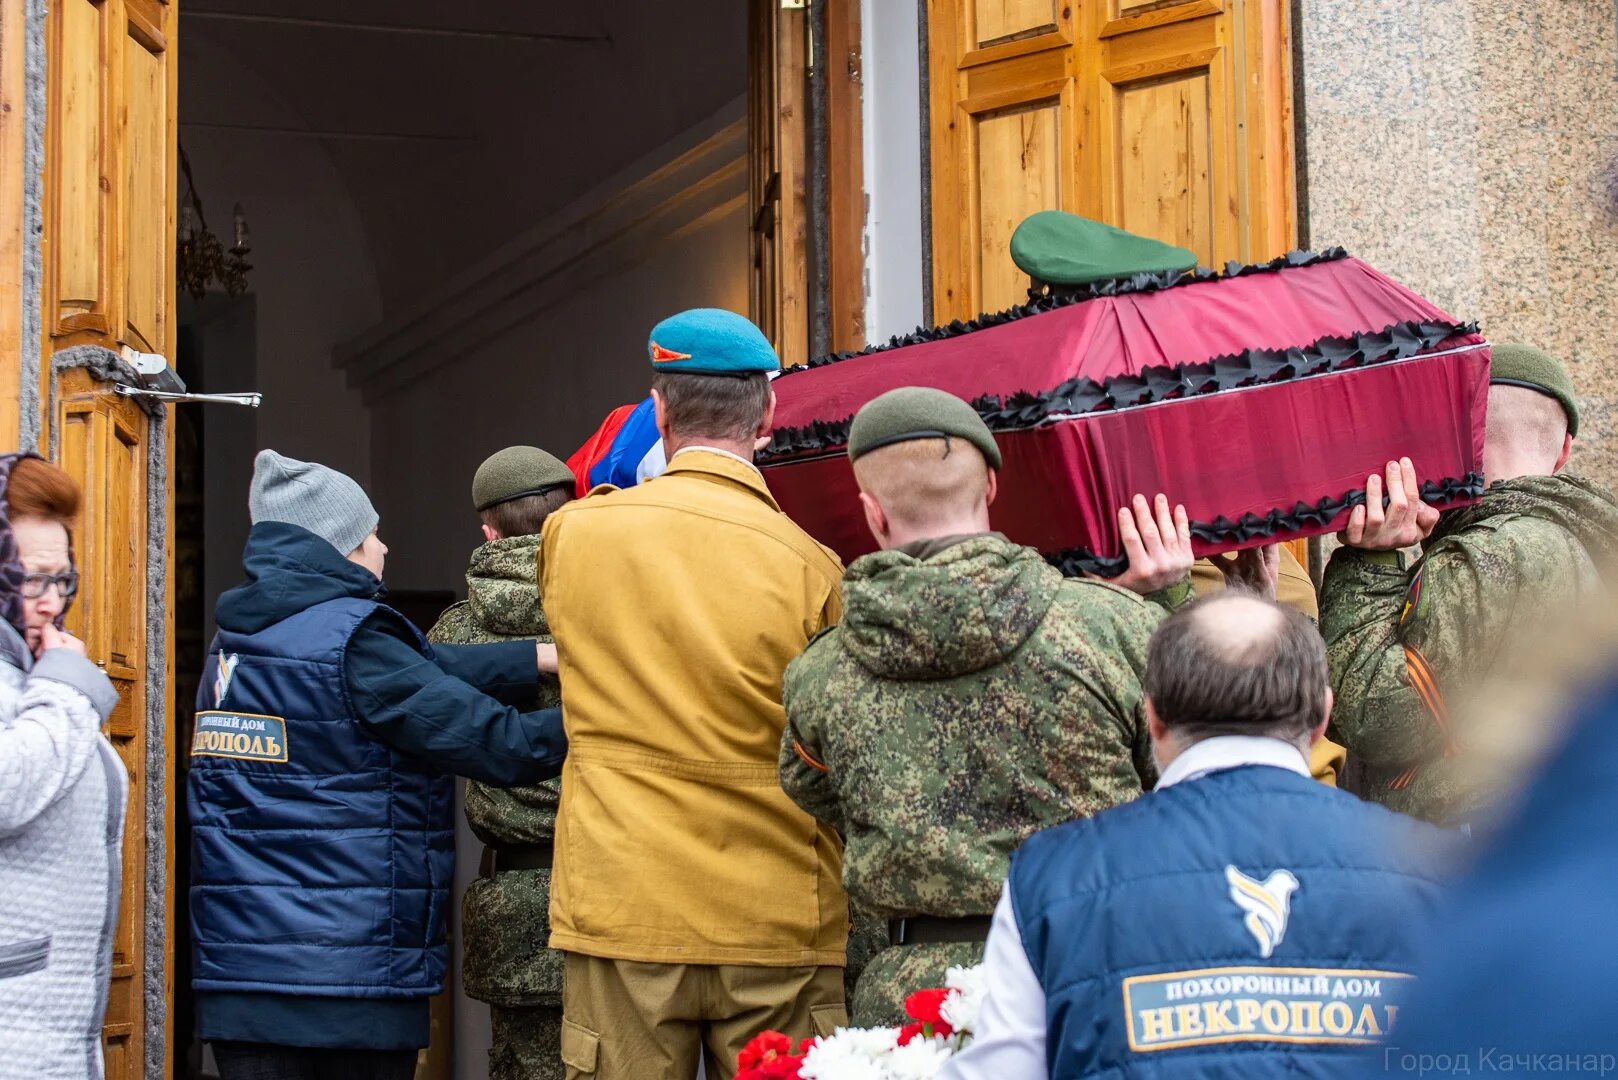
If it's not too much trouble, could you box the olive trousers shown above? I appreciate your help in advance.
[560,954,846,1080]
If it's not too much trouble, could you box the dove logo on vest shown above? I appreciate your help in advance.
[191,711,289,763]
[1226,865,1298,959]
[213,652,240,708]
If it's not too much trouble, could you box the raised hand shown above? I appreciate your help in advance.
[1210,544,1281,601]
[1339,458,1441,551]
[1108,493,1194,595]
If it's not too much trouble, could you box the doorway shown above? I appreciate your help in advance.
[173,4,757,1077]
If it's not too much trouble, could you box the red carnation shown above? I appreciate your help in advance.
[898,1021,927,1045]
[904,988,955,1038]
[738,1030,794,1070]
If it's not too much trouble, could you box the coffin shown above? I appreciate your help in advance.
[759,249,1488,574]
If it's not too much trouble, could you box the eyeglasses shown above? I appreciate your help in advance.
[20,571,79,600]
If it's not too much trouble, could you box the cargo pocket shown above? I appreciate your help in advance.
[810,1002,848,1038]
[560,1018,600,1075]
[0,936,49,980]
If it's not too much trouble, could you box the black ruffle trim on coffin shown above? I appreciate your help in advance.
[772,247,1352,382]
[760,319,1478,462]
[1043,473,1487,577]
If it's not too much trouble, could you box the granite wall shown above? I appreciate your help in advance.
[1299,0,1618,488]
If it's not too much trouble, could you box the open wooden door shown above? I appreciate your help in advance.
[43,0,179,1076]
[927,0,1302,568]
[748,0,810,367]
[926,0,1295,320]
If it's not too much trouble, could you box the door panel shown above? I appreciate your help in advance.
[1111,68,1215,265]
[58,370,150,1079]
[929,0,1294,321]
[49,0,112,335]
[974,102,1062,312]
[748,0,809,366]
[973,0,1059,48]
[122,17,167,352]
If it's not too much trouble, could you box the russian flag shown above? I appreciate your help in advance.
[565,396,666,496]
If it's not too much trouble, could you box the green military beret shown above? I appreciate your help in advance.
[848,387,1003,469]
[1010,210,1197,287]
[472,446,574,511]
[1490,343,1580,437]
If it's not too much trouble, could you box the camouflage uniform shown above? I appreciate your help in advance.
[1322,472,1618,824]
[427,534,565,1080]
[780,533,1173,1025]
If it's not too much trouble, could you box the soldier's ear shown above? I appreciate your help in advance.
[985,468,999,509]
[858,491,891,549]
[481,523,501,544]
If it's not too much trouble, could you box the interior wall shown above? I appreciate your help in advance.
[1299,0,1618,489]
[368,195,750,594]
[178,33,380,487]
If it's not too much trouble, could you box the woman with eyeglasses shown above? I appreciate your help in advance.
[0,452,123,1080]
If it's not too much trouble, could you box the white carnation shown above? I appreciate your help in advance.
[885,1037,955,1078]
[799,1027,900,1079]
[940,965,987,1035]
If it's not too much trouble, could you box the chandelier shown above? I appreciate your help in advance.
[177,145,252,300]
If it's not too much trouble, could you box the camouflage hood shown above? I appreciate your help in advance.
[1432,470,1618,566]
[838,534,1057,680]
[465,534,549,638]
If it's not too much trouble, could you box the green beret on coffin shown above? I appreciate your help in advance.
[1010,210,1198,287]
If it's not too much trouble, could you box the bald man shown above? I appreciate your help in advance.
[1321,344,1618,825]
[942,592,1448,1080]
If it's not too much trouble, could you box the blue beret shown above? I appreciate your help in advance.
[648,309,780,376]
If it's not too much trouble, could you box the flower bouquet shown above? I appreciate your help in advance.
[736,965,985,1080]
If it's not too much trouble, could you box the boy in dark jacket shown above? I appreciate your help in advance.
[189,451,568,1080]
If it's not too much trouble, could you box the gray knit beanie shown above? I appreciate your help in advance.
[249,450,379,556]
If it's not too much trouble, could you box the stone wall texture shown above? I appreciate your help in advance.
[1300,0,1618,489]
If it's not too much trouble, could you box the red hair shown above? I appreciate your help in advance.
[8,457,81,526]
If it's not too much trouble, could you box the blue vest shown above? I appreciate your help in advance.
[188,596,455,999]
[1010,766,1446,1078]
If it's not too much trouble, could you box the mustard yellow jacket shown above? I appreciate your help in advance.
[540,450,849,967]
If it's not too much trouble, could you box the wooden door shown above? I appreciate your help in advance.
[43,0,179,1076]
[927,0,1294,319]
[748,0,810,367]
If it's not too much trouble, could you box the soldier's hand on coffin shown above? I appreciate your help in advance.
[1339,458,1441,551]
[1209,544,1281,600]
[1109,494,1194,594]
[535,642,559,675]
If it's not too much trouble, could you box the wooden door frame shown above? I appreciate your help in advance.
[752,0,867,364]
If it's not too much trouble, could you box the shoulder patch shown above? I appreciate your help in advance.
[192,711,289,763]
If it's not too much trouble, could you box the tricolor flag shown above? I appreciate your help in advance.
[565,396,667,495]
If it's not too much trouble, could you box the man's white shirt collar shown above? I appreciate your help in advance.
[1155,735,1311,790]
[671,445,760,473]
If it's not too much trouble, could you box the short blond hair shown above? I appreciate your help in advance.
[852,437,990,531]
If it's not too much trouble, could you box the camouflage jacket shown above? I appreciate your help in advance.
[427,533,563,1006]
[780,534,1165,923]
[1322,471,1618,823]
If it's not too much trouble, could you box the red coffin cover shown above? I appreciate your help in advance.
[760,251,1488,573]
